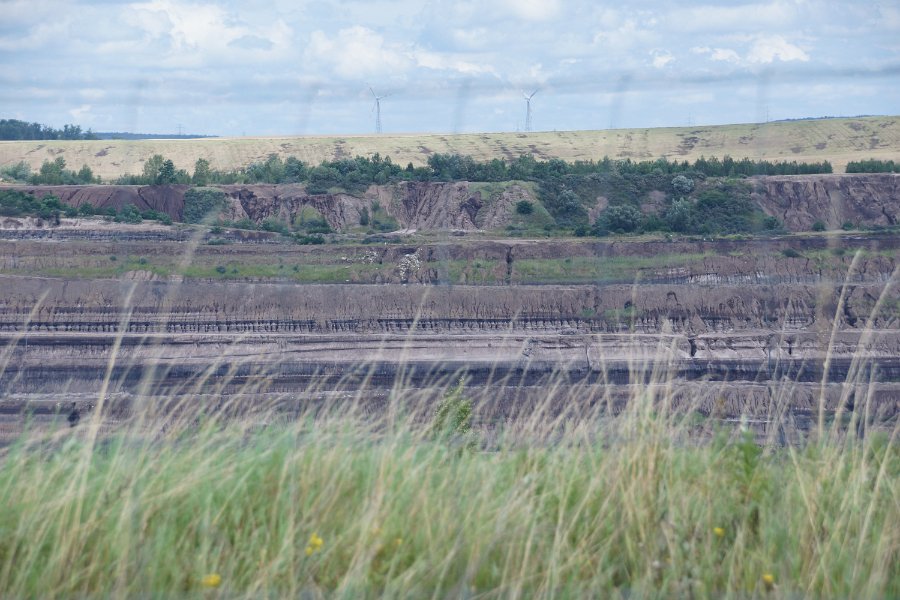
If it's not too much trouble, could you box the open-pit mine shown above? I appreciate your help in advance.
[1,173,900,438]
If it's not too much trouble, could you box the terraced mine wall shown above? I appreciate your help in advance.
[2,264,899,426]
[11,173,900,232]
[2,177,900,431]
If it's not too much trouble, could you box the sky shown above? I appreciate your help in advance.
[1,0,898,136]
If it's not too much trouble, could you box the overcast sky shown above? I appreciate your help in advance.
[1,0,898,136]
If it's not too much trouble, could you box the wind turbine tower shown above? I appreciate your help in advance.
[370,87,388,134]
[523,89,538,132]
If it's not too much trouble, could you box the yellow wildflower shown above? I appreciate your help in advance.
[201,573,222,588]
[305,533,324,557]
[762,573,776,590]
[394,537,403,547]
[713,527,725,538]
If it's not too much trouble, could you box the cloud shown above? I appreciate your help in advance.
[692,37,807,65]
[668,1,798,33]
[413,50,496,76]
[124,0,291,66]
[746,35,809,63]
[229,35,275,51]
[498,0,561,21]
[68,104,92,120]
[651,51,674,69]
[710,48,741,63]
[306,26,412,79]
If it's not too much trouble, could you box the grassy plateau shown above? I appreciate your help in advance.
[1,116,897,180]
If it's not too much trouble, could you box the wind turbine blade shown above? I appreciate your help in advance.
[370,87,377,98]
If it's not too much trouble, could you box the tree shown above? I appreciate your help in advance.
[142,155,166,183]
[596,204,643,233]
[672,174,694,195]
[77,164,95,184]
[156,159,176,185]
[192,158,211,185]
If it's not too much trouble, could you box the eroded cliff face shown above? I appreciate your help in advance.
[15,173,899,233]
[15,182,532,232]
[752,174,900,230]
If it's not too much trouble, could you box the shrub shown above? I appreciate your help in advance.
[260,218,290,235]
[595,204,643,234]
[118,204,143,224]
[671,174,694,195]
[812,220,826,232]
[183,189,226,224]
[515,200,534,215]
[842,221,855,231]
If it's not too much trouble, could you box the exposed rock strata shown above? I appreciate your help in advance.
[11,173,900,233]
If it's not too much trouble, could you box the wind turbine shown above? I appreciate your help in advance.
[523,89,538,132]
[370,87,389,134]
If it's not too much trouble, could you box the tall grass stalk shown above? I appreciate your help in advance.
[0,386,897,598]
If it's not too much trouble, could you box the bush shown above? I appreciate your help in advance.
[0,161,31,182]
[118,205,143,224]
[842,221,855,231]
[671,174,694,195]
[515,200,534,215]
[293,234,326,245]
[183,189,226,224]
[781,248,802,258]
[260,218,290,235]
[812,220,826,232]
[595,204,643,234]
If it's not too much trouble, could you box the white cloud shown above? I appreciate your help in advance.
[68,104,92,121]
[710,48,741,63]
[124,0,291,66]
[413,50,495,76]
[306,26,413,79]
[746,35,809,63]
[651,51,674,69]
[499,0,561,21]
[669,1,798,33]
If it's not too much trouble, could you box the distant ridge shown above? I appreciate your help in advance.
[93,132,219,140]
[0,115,897,178]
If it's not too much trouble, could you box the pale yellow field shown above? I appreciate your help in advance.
[1,116,897,179]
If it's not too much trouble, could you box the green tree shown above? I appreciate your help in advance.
[192,158,211,185]
[596,204,643,234]
[77,164,95,184]
[671,174,694,195]
[157,159,177,185]
[142,155,166,183]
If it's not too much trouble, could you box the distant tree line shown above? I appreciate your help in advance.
[0,119,97,140]
[128,152,831,190]
[845,159,900,173]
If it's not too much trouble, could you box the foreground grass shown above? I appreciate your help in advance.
[0,405,897,599]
